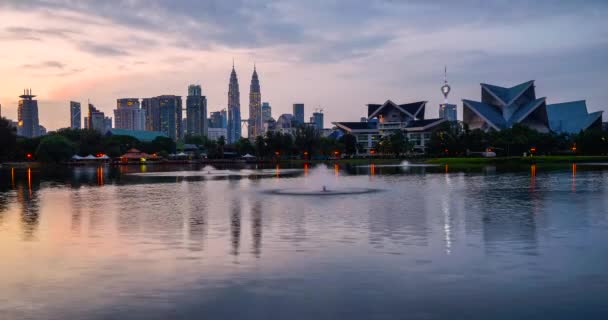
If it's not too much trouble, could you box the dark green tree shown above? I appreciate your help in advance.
[0,118,17,161]
[36,135,75,163]
[340,133,358,155]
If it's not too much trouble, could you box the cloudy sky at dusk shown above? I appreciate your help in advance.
[1,0,607,131]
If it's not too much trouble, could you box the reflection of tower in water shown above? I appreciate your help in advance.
[230,200,241,256]
[442,170,453,254]
[16,168,40,241]
[251,201,262,257]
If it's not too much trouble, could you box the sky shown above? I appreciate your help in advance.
[1,0,607,131]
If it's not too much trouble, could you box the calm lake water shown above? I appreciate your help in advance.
[1,163,608,320]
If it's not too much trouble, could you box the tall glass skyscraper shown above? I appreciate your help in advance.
[293,103,304,125]
[186,84,208,137]
[227,64,241,143]
[262,102,272,122]
[158,95,182,141]
[70,101,81,129]
[142,97,161,132]
[209,110,227,128]
[248,66,262,139]
[17,89,40,138]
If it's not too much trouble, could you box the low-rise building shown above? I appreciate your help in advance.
[333,100,446,154]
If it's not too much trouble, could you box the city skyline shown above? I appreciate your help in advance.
[0,1,607,131]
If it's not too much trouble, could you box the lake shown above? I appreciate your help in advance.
[1,163,607,319]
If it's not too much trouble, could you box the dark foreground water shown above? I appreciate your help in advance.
[1,163,608,319]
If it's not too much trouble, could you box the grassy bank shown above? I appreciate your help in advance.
[426,156,608,165]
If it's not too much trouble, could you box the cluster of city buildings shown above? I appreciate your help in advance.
[64,64,323,143]
[5,66,604,155]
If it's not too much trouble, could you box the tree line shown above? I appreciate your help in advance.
[2,117,607,163]
[426,122,608,156]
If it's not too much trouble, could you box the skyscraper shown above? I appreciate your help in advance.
[17,89,40,138]
[439,66,457,121]
[186,84,208,137]
[114,98,146,130]
[158,95,182,141]
[142,97,161,131]
[310,111,324,130]
[262,102,272,122]
[293,103,304,125]
[248,65,262,139]
[88,102,107,133]
[70,101,81,129]
[227,63,241,143]
[209,110,228,128]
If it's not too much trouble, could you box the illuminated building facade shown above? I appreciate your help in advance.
[114,98,145,131]
[248,66,262,139]
[227,64,241,143]
[17,89,40,138]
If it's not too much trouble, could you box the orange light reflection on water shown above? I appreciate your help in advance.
[572,163,577,192]
[27,168,32,197]
[530,164,536,191]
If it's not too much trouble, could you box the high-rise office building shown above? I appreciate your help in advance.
[142,97,161,131]
[17,89,40,138]
[88,103,107,133]
[104,117,112,131]
[293,103,304,125]
[70,101,81,129]
[248,65,262,138]
[209,109,228,128]
[227,63,241,143]
[310,111,324,130]
[114,98,146,130]
[262,102,272,122]
[186,84,208,137]
[439,66,457,121]
[157,95,182,141]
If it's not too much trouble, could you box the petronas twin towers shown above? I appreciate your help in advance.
[227,62,262,143]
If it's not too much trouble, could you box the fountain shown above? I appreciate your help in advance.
[265,164,381,196]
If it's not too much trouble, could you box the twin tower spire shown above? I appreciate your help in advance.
[226,61,262,143]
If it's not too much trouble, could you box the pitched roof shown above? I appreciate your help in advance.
[367,100,426,119]
[507,97,546,126]
[404,118,447,131]
[462,99,506,130]
[481,80,534,105]
[546,101,604,133]
[399,101,426,118]
[333,121,378,131]
[107,128,168,141]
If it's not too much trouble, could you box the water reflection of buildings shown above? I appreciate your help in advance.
[15,168,41,241]
[464,173,540,254]
[231,199,241,256]
[251,201,262,257]
[186,182,208,252]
